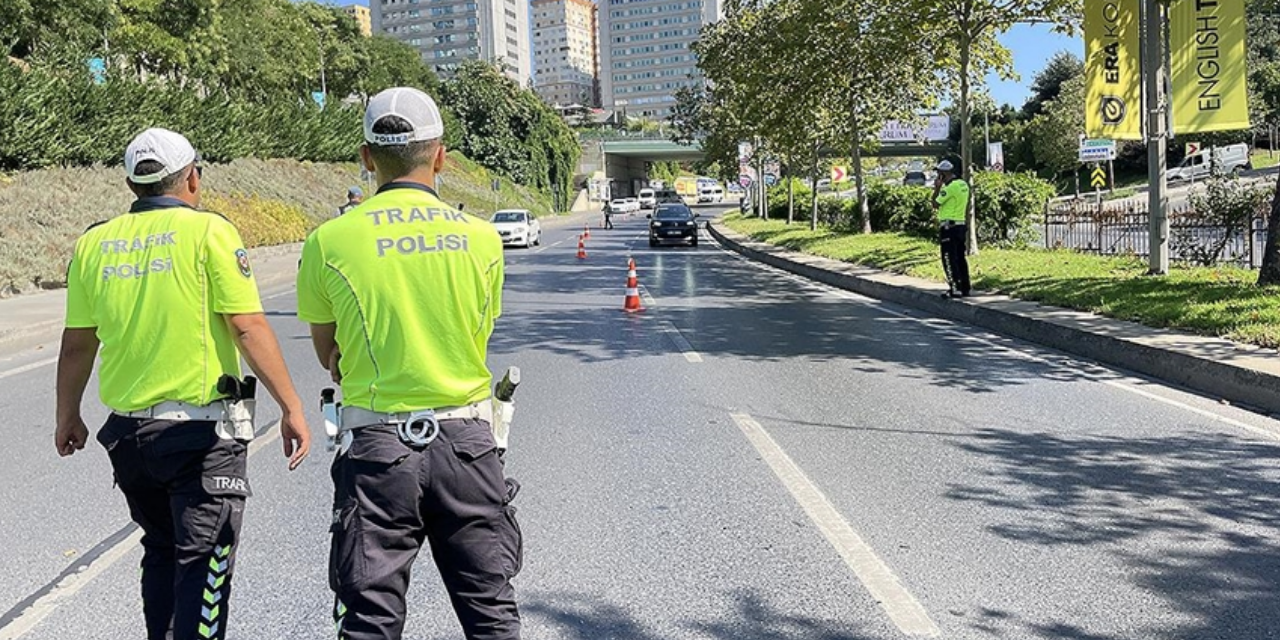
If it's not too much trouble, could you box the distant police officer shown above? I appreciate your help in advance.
[297,88,520,640]
[338,186,365,217]
[55,128,311,640]
[932,160,971,298]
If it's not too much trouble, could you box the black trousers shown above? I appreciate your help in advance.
[97,415,250,640]
[604,213,614,229]
[939,222,972,295]
[330,419,522,640]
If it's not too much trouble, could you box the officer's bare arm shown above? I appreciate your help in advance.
[54,328,99,456]
[308,323,340,382]
[223,313,305,416]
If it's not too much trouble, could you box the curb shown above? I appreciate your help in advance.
[708,221,1280,417]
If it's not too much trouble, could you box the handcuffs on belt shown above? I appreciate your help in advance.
[399,410,441,447]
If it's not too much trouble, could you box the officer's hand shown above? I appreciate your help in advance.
[280,411,311,471]
[55,416,89,457]
[327,347,342,384]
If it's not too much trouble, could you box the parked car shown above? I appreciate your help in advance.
[638,188,657,210]
[491,209,541,248]
[1168,143,1251,182]
[610,198,639,213]
[648,204,700,247]
[903,171,928,186]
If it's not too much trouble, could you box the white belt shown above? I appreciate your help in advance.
[114,400,225,422]
[341,402,492,430]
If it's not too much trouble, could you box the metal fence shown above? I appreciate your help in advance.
[1042,198,1273,268]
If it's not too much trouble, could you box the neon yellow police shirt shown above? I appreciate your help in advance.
[64,198,263,412]
[936,179,970,223]
[296,182,505,412]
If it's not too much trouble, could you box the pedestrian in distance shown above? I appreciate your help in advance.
[55,128,311,640]
[297,87,522,640]
[932,159,971,298]
[337,185,364,216]
[603,200,614,229]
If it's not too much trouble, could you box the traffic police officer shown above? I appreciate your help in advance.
[297,88,521,640]
[932,160,972,298]
[54,128,312,640]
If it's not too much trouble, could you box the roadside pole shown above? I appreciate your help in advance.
[1144,0,1170,274]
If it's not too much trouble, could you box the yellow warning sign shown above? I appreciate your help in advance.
[1091,166,1108,189]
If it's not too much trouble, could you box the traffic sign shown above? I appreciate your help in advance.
[764,174,778,186]
[738,174,753,188]
[1078,138,1117,163]
[1090,165,1108,189]
[1185,142,1201,157]
[830,166,848,182]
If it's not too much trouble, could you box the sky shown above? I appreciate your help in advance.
[323,0,1081,110]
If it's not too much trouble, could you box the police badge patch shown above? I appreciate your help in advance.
[235,248,252,278]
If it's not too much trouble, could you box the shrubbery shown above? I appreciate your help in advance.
[972,171,1056,246]
[204,194,312,248]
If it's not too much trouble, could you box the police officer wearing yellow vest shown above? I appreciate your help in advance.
[932,160,972,298]
[55,128,312,640]
[297,88,520,640]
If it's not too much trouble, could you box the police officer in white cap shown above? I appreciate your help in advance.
[932,159,971,297]
[297,88,519,640]
[55,127,311,640]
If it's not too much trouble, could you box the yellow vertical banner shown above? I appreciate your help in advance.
[1171,0,1251,133]
[1085,0,1143,140]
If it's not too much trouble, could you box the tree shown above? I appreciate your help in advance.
[911,0,1082,253]
[1021,51,1083,118]
[1027,74,1085,191]
[1258,172,1280,285]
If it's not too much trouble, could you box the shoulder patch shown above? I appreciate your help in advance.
[235,248,252,278]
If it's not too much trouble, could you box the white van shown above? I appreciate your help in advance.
[1168,143,1251,182]
[697,186,724,203]
[638,188,657,210]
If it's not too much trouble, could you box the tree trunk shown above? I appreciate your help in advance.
[787,162,795,224]
[1256,170,1280,286]
[853,133,870,234]
[810,142,820,232]
[959,26,978,255]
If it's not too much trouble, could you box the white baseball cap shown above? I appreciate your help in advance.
[364,87,445,146]
[936,160,955,172]
[125,128,199,185]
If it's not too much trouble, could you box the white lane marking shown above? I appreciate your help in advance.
[529,238,569,255]
[0,528,145,640]
[262,288,296,302]
[714,242,1280,441]
[0,421,283,639]
[640,285,657,309]
[0,357,58,380]
[661,321,702,363]
[730,413,941,637]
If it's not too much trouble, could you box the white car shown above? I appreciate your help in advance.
[491,209,541,248]
[610,198,639,213]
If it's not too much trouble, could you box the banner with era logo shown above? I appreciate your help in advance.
[1084,0,1142,140]
[1171,0,1250,133]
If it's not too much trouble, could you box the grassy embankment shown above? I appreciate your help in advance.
[0,152,555,295]
[723,213,1280,349]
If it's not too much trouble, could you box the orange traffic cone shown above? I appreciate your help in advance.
[576,235,587,260]
[584,223,591,238]
[622,258,644,313]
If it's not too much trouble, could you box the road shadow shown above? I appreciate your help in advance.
[945,428,1280,639]
[520,589,879,640]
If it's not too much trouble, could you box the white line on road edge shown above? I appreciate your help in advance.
[0,422,284,640]
[661,321,702,363]
[729,413,941,637]
[715,243,1280,442]
[0,357,58,381]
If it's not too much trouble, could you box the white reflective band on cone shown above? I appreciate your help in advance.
[626,287,639,296]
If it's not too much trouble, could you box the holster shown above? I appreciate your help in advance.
[217,399,257,441]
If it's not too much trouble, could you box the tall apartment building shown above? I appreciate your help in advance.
[597,0,720,119]
[531,0,599,107]
[373,0,531,86]
[344,5,373,37]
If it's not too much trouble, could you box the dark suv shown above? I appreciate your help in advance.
[648,204,699,247]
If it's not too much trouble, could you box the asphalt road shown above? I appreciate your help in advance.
[3,206,1280,639]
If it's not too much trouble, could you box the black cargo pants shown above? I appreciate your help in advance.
[97,415,250,640]
[330,418,522,640]
[939,221,972,296]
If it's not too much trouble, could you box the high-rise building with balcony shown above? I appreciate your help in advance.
[597,0,720,120]
[344,5,373,37]
[373,0,531,86]
[531,0,599,107]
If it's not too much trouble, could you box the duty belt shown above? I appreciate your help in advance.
[342,403,493,447]
[114,400,224,422]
